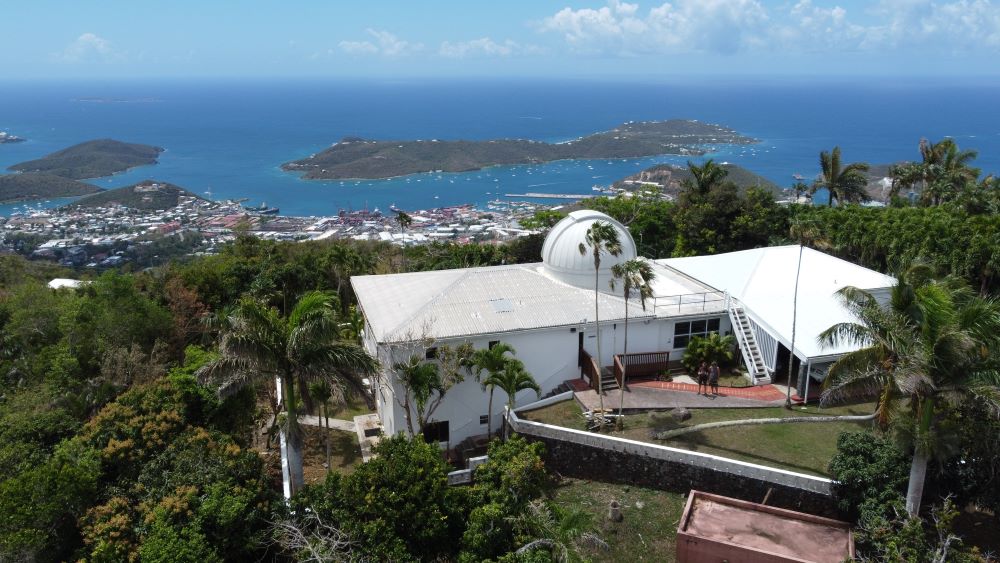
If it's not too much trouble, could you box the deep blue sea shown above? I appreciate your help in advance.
[2,77,999,216]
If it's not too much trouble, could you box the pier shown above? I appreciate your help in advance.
[503,192,591,199]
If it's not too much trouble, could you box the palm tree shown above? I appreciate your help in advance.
[392,355,444,436]
[686,159,727,195]
[609,258,655,423]
[484,360,540,439]
[308,380,333,472]
[468,342,518,439]
[578,221,623,414]
[820,270,1000,516]
[199,291,378,493]
[814,146,870,207]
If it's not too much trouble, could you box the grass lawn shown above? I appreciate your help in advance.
[550,478,687,562]
[521,399,876,476]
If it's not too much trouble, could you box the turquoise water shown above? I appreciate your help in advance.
[2,78,999,216]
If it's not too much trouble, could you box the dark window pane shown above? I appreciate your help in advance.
[708,318,720,332]
[422,420,449,443]
[425,347,438,360]
[674,322,690,335]
[488,341,500,349]
[692,320,707,334]
[675,335,690,348]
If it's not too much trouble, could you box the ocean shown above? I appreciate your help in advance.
[2,77,999,217]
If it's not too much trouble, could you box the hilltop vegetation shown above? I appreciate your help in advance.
[0,174,103,204]
[7,139,163,180]
[67,180,203,210]
[283,119,757,180]
[613,162,780,195]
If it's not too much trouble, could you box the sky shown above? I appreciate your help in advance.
[3,0,1000,79]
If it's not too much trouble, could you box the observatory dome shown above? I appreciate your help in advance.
[540,210,637,290]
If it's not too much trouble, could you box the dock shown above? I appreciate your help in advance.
[503,192,591,199]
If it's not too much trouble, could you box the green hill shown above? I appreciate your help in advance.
[8,139,164,180]
[283,120,757,180]
[0,174,103,204]
[613,162,780,195]
[68,180,203,210]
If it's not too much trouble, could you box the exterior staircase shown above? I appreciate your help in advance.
[728,301,772,384]
[599,367,620,392]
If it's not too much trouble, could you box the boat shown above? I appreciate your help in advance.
[250,202,280,215]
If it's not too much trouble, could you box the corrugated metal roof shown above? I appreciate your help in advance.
[352,263,724,343]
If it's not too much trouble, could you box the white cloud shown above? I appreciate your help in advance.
[339,29,422,56]
[539,0,768,55]
[54,33,121,63]
[439,37,537,58]
[538,0,1000,56]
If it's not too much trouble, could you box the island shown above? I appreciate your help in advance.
[282,119,757,180]
[66,180,204,211]
[0,174,103,204]
[0,131,25,144]
[614,162,780,196]
[7,139,164,180]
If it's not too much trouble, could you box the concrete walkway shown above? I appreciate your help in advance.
[298,415,356,432]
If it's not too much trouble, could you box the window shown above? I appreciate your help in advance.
[488,340,500,349]
[674,317,723,348]
[479,414,489,425]
[425,347,438,360]
[422,420,449,443]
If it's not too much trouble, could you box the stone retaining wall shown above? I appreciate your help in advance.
[507,407,839,517]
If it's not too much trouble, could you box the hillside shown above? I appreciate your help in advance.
[614,162,781,196]
[7,139,164,180]
[67,180,203,210]
[283,119,757,180]
[0,174,103,204]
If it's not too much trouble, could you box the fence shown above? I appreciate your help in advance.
[578,348,601,391]
[613,351,670,386]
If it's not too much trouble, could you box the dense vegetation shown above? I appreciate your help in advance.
[612,162,780,194]
[283,119,756,179]
[67,179,203,210]
[0,173,102,204]
[7,139,163,179]
[2,141,1000,559]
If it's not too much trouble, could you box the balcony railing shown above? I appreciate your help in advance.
[651,291,727,314]
[579,348,601,391]
[613,351,670,387]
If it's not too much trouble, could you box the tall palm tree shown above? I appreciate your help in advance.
[468,342,518,439]
[814,146,870,207]
[199,291,378,493]
[609,258,655,423]
[484,360,540,439]
[578,221,623,414]
[308,380,333,472]
[820,271,1000,516]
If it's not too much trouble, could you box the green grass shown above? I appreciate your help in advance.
[302,426,362,483]
[550,478,686,562]
[521,399,876,476]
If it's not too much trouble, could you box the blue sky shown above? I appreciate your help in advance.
[4,0,1000,79]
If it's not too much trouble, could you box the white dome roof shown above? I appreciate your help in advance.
[541,210,637,290]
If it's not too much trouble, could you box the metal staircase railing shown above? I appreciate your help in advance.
[727,298,771,384]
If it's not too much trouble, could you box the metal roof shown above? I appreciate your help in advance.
[352,262,724,344]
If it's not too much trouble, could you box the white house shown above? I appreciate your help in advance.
[351,210,895,448]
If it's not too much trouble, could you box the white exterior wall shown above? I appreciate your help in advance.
[372,311,730,446]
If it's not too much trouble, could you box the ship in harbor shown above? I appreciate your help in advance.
[248,201,280,215]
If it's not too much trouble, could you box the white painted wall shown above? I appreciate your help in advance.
[373,312,731,446]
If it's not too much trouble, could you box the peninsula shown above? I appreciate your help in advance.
[0,174,103,204]
[66,180,203,211]
[283,119,757,180]
[8,139,164,180]
[614,162,780,196]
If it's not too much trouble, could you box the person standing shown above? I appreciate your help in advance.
[709,361,720,396]
[697,361,709,396]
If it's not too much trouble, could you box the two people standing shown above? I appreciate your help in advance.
[697,361,721,397]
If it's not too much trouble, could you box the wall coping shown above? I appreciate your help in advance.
[506,407,833,495]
